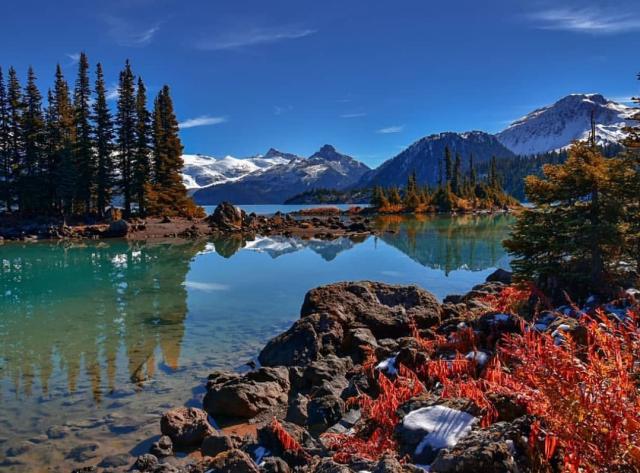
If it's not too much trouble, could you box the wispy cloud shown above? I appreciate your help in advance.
[179,115,227,129]
[106,83,119,101]
[105,15,161,46]
[377,125,404,134]
[529,7,640,33]
[274,105,293,116]
[196,25,316,51]
[341,112,366,119]
[67,53,81,65]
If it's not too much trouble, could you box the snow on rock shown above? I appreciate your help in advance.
[496,93,632,156]
[465,350,490,367]
[375,355,398,376]
[402,406,478,455]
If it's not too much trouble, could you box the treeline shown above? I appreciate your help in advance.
[0,53,201,220]
[479,143,623,200]
[371,146,517,212]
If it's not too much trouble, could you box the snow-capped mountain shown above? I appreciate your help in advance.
[359,131,515,188]
[496,94,632,156]
[182,149,292,192]
[191,145,370,204]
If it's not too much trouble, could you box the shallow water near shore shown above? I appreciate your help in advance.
[0,213,512,471]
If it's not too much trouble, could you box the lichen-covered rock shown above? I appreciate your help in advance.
[160,407,215,447]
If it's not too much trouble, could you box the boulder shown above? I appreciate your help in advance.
[261,456,291,473]
[486,269,513,285]
[205,449,260,473]
[160,407,215,447]
[260,282,441,367]
[201,434,234,457]
[307,394,345,434]
[430,419,528,473]
[105,219,129,238]
[259,313,343,367]
[286,394,309,426]
[203,367,290,419]
[300,282,441,338]
[208,202,245,231]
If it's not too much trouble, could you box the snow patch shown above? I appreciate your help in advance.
[403,406,477,454]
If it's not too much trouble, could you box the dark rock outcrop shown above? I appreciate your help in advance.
[260,282,441,367]
[205,449,260,473]
[203,367,290,419]
[160,407,215,447]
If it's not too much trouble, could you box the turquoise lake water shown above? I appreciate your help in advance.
[0,213,512,471]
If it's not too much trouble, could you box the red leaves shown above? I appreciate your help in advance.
[489,304,640,472]
[481,283,536,313]
[323,366,425,462]
[270,418,310,460]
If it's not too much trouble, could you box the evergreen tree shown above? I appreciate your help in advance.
[444,146,452,184]
[116,60,136,217]
[21,67,46,213]
[452,153,461,194]
[73,52,95,214]
[51,65,76,216]
[469,153,476,188]
[404,170,420,209]
[133,77,151,215]
[0,68,11,211]
[147,85,199,216]
[387,186,402,206]
[488,156,500,189]
[93,63,114,217]
[504,140,630,297]
[371,186,389,209]
[620,76,640,274]
[6,67,24,212]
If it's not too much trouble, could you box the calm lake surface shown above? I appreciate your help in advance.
[0,213,512,471]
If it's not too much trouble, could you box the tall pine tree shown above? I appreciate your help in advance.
[133,77,151,215]
[0,68,11,211]
[6,67,24,212]
[51,65,76,216]
[21,67,46,213]
[73,52,95,214]
[148,85,198,216]
[116,60,136,217]
[93,63,114,217]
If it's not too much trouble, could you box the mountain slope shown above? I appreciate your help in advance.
[496,94,632,156]
[182,152,291,191]
[192,145,370,204]
[360,131,515,188]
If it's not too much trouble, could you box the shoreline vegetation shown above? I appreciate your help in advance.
[2,55,639,473]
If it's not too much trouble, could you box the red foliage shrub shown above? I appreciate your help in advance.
[487,308,640,473]
[323,367,424,462]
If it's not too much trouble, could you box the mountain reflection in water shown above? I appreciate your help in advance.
[0,214,512,405]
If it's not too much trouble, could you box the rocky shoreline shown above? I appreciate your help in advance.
[64,268,547,473]
[0,203,377,243]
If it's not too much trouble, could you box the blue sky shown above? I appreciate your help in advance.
[1,0,640,167]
